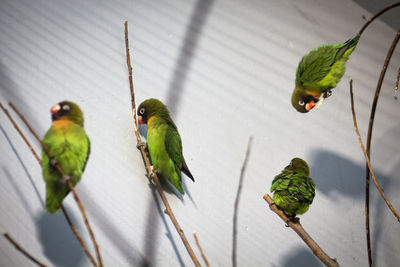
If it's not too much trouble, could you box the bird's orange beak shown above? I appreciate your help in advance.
[305,100,316,111]
[138,115,143,126]
[50,104,60,115]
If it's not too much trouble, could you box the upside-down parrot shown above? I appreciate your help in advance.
[270,158,315,220]
[137,98,194,194]
[292,35,360,113]
[41,101,90,213]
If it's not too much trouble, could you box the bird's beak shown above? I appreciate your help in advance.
[50,104,60,115]
[305,100,316,111]
[138,115,143,125]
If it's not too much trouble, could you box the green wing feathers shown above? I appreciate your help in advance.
[42,122,90,213]
[270,168,315,217]
[296,35,359,90]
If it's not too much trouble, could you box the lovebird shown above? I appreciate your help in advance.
[41,101,90,213]
[291,35,360,113]
[137,98,194,194]
[270,158,315,220]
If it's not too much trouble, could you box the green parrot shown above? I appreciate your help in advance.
[137,98,194,194]
[291,35,360,113]
[41,101,90,213]
[270,158,315,220]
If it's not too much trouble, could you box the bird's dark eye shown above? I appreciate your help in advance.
[139,108,145,115]
[62,105,70,111]
[298,100,305,106]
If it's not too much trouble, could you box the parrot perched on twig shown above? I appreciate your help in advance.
[270,158,315,221]
[41,101,90,213]
[137,98,194,194]
[291,35,360,113]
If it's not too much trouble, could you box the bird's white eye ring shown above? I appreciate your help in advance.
[139,108,145,115]
[63,105,70,111]
[298,100,305,106]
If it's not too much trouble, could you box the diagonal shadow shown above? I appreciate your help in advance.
[3,166,86,267]
[78,185,150,267]
[281,247,323,267]
[0,125,44,207]
[143,183,185,267]
[0,61,41,132]
[166,0,215,115]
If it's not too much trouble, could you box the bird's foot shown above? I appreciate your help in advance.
[136,141,147,151]
[61,175,71,184]
[50,157,58,167]
[323,89,333,98]
[285,215,299,226]
[147,165,158,178]
[269,202,276,209]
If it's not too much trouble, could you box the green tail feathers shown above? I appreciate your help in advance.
[45,182,69,213]
[335,34,360,61]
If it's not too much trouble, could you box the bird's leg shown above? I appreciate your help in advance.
[324,89,333,98]
[50,157,58,171]
[291,217,300,224]
[136,141,148,152]
[61,175,71,184]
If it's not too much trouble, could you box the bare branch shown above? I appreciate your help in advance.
[232,137,253,267]
[394,67,400,100]
[363,28,400,267]
[359,2,400,35]
[6,102,102,267]
[0,102,41,163]
[349,79,400,223]
[263,194,339,267]
[193,232,210,267]
[124,21,201,267]
[3,232,48,267]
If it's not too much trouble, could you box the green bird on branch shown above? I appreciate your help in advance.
[270,158,315,221]
[137,98,194,194]
[41,101,90,213]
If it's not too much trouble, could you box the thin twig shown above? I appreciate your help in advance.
[193,232,210,267]
[263,194,339,267]
[0,102,41,162]
[124,21,201,267]
[0,101,98,267]
[358,2,400,35]
[394,67,400,99]
[364,28,400,267]
[3,233,48,267]
[349,79,400,223]
[8,102,103,267]
[232,137,253,267]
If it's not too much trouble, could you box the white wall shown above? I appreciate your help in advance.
[1,0,399,266]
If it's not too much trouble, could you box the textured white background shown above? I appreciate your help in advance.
[1,0,400,266]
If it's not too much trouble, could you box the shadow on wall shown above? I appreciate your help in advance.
[77,185,150,267]
[280,247,323,267]
[308,149,392,199]
[0,125,44,207]
[166,0,215,115]
[36,207,86,267]
[0,61,42,131]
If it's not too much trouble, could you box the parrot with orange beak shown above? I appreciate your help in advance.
[137,98,194,194]
[41,101,90,213]
[291,35,359,113]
